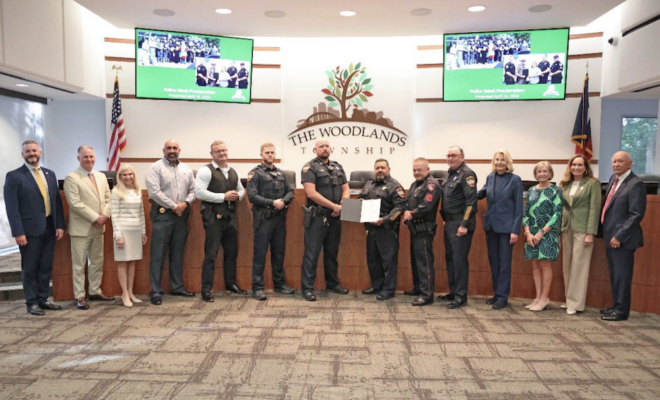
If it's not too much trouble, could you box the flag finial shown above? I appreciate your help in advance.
[112,64,123,77]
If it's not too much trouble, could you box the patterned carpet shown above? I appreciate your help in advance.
[1,292,660,400]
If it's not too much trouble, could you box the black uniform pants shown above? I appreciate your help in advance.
[252,214,287,291]
[444,219,474,300]
[409,231,435,299]
[149,209,189,298]
[20,216,55,307]
[366,226,399,296]
[202,218,238,293]
[606,247,636,318]
[301,213,341,292]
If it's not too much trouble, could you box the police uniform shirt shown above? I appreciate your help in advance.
[247,164,294,208]
[301,158,347,206]
[359,177,406,227]
[238,68,249,89]
[227,66,238,86]
[196,64,208,86]
[538,60,550,82]
[550,60,563,83]
[504,62,516,84]
[441,162,478,228]
[406,175,442,222]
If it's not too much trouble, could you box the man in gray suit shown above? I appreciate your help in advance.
[600,151,647,321]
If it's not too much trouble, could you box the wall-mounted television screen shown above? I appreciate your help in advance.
[135,28,253,104]
[443,28,569,102]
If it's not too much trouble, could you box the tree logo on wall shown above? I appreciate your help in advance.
[289,62,407,139]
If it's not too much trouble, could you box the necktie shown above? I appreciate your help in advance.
[601,177,619,223]
[89,172,100,196]
[34,168,51,217]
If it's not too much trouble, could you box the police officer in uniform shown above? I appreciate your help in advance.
[300,140,350,301]
[227,62,238,88]
[550,55,564,84]
[237,62,250,89]
[402,158,442,306]
[195,140,248,302]
[196,62,208,86]
[247,143,296,301]
[439,146,478,309]
[504,56,516,85]
[359,159,406,301]
[538,55,551,84]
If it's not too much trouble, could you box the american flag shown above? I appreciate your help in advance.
[108,77,126,171]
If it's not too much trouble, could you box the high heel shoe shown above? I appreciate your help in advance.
[529,300,549,312]
[525,300,539,309]
[129,295,142,304]
[122,295,133,308]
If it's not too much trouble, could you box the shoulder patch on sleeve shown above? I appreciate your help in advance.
[302,163,311,173]
[247,171,255,182]
[427,183,435,192]
[466,176,476,187]
[425,193,433,202]
[396,187,405,198]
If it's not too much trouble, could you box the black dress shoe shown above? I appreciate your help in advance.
[437,293,455,301]
[27,305,45,316]
[150,297,162,306]
[376,293,394,301]
[328,286,349,294]
[171,290,195,297]
[447,299,467,309]
[274,285,295,294]
[599,307,614,315]
[404,289,421,296]
[38,302,62,310]
[302,291,317,302]
[253,290,267,301]
[77,297,90,310]
[601,311,628,321]
[201,292,214,302]
[89,293,115,301]
[485,297,497,305]
[362,288,379,295]
[412,297,434,306]
[226,284,248,295]
[492,301,508,310]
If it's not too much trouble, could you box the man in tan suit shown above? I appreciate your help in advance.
[64,145,114,309]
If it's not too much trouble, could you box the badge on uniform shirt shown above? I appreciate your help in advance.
[159,207,166,214]
[466,176,476,187]
[382,186,388,191]
[427,183,435,192]
[425,194,433,202]
[247,171,255,182]
[303,163,311,173]
[396,187,405,198]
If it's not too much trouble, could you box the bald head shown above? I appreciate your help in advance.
[163,139,181,163]
[413,157,430,181]
[314,140,331,161]
[612,151,632,176]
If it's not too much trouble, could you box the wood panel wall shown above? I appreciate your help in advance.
[52,191,660,314]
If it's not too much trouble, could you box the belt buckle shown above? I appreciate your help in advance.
[216,214,222,219]
[159,207,166,214]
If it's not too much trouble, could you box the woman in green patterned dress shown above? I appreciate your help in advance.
[523,161,562,312]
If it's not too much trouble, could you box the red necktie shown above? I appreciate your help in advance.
[601,177,619,223]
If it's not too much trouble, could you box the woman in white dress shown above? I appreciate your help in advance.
[111,164,147,307]
[219,66,230,88]
[528,61,542,84]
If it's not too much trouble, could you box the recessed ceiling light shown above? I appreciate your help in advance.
[215,8,232,15]
[265,10,286,18]
[340,10,356,17]
[153,9,175,17]
[528,4,553,13]
[15,83,28,87]
[411,8,432,17]
[468,6,486,12]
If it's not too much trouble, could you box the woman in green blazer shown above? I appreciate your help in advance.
[559,154,601,315]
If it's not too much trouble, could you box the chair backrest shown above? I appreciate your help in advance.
[429,170,448,181]
[349,171,375,182]
[283,170,296,189]
[99,171,117,189]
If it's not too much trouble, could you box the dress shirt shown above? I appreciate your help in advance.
[612,169,632,196]
[145,157,196,209]
[195,160,245,203]
[24,163,50,204]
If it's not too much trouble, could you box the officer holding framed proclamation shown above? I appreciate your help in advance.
[300,140,350,301]
[247,143,296,301]
[195,141,247,302]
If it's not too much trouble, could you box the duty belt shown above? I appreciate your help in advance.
[149,199,175,214]
[442,213,465,221]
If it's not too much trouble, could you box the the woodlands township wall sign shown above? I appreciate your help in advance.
[287,62,408,156]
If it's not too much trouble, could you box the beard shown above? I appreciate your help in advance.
[23,155,40,164]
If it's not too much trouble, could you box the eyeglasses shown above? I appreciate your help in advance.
[446,154,461,159]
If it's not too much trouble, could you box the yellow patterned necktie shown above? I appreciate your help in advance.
[34,168,51,217]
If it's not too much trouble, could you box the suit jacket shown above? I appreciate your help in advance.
[477,172,523,234]
[4,165,65,237]
[600,172,646,249]
[560,177,601,235]
[63,167,111,237]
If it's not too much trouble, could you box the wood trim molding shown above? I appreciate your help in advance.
[122,158,280,164]
[417,45,444,51]
[569,32,603,40]
[254,46,280,52]
[417,92,600,102]
[417,63,444,69]
[427,159,598,165]
[253,64,280,69]
[105,94,281,103]
[252,99,281,103]
[566,92,600,98]
[567,52,602,60]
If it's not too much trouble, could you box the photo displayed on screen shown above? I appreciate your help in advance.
[443,28,569,102]
[135,28,253,103]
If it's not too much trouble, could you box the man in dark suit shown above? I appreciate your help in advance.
[600,151,647,321]
[4,140,65,316]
